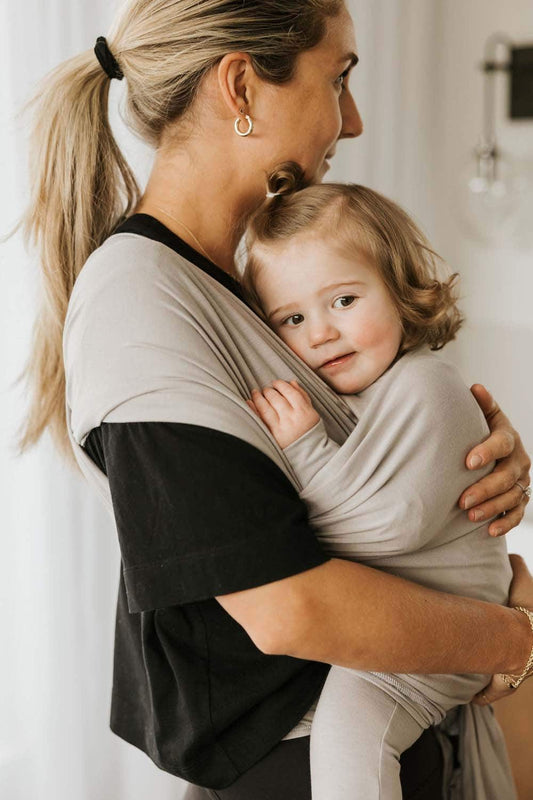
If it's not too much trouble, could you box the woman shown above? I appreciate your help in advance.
[20,1,532,798]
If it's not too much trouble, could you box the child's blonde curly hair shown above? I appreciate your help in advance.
[243,163,463,353]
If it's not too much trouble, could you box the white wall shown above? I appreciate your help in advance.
[1,3,179,798]
[430,0,533,551]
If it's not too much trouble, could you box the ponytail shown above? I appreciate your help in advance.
[242,161,308,314]
[18,48,140,459]
[17,0,344,459]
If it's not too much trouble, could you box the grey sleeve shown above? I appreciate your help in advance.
[283,419,341,487]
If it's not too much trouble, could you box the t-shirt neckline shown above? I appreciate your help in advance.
[113,213,245,301]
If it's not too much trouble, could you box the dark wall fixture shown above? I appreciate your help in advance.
[460,34,532,242]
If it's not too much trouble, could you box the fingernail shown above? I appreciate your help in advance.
[469,455,483,469]
[472,509,484,521]
[492,527,502,536]
[463,495,476,510]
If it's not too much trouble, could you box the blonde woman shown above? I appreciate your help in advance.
[19,1,532,798]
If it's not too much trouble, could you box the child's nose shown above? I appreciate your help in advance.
[308,320,340,347]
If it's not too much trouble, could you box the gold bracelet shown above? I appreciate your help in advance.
[500,606,533,689]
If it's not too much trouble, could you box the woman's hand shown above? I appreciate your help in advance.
[247,380,320,449]
[472,555,533,706]
[459,384,531,536]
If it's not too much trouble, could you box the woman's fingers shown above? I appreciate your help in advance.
[468,384,531,475]
[467,384,515,466]
[463,384,531,535]
[466,429,515,471]
[469,383,498,420]
[487,500,527,537]
[461,460,518,508]
[508,553,533,610]
[460,466,530,532]
[471,674,516,706]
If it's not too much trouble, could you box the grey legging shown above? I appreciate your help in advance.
[183,727,444,799]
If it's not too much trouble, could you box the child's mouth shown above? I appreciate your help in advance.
[321,352,356,369]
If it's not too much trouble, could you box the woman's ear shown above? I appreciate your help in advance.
[217,52,255,117]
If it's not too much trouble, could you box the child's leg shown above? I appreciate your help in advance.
[310,668,425,800]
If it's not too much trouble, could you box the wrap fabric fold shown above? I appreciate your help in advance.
[435,705,517,800]
[64,233,515,799]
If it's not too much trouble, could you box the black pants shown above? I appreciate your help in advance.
[183,727,443,799]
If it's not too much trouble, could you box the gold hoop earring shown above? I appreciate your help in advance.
[234,113,253,137]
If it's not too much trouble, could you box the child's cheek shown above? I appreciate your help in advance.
[351,310,384,348]
[277,328,307,361]
[353,311,401,357]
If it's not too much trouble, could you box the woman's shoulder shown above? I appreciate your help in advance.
[70,232,194,304]
[64,232,213,346]
[63,233,214,389]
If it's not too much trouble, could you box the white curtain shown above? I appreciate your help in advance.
[1,1,531,798]
[1,1,181,798]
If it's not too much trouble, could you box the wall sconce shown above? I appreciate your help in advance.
[462,34,532,242]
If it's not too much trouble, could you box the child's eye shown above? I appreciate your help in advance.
[282,313,305,327]
[332,295,357,309]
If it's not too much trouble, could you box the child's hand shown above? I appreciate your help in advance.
[247,380,320,449]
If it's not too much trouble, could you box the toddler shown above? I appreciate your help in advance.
[241,167,515,800]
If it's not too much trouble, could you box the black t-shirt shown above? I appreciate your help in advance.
[83,214,330,788]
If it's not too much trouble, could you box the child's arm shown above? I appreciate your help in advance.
[247,379,341,486]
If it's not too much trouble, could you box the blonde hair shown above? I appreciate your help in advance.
[18,0,343,459]
[244,163,463,353]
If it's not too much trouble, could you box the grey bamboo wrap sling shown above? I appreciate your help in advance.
[64,232,516,799]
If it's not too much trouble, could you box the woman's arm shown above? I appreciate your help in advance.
[217,555,532,675]
[461,385,531,536]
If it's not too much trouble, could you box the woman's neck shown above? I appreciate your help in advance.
[135,144,261,274]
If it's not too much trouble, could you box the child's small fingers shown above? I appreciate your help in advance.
[272,379,306,407]
[263,385,292,414]
[279,379,313,407]
[251,388,281,421]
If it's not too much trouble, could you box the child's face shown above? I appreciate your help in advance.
[253,233,403,394]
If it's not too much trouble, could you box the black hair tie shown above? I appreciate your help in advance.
[94,36,124,81]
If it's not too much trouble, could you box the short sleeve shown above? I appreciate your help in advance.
[86,421,329,613]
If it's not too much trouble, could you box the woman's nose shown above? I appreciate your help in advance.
[339,91,363,139]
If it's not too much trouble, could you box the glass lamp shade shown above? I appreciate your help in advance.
[458,143,528,243]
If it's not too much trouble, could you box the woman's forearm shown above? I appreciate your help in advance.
[217,558,531,674]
